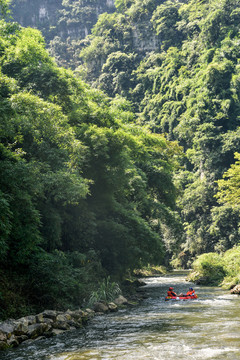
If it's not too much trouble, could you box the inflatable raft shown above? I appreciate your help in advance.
[165,294,198,301]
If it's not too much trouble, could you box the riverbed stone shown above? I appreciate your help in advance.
[42,318,54,326]
[7,335,19,347]
[114,295,128,305]
[51,329,65,336]
[85,308,95,317]
[25,315,37,325]
[0,321,15,338]
[70,309,85,319]
[93,302,109,313]
[15,335,29,344]
[231,284,240,294]
[27,323,48,338]
[13,321,29,336]
[36,313,44,323]
[53,321,70,331]
[41,310,58,320]
[0,332,7,342]
[108,302,118,312]
[56,313,72,322]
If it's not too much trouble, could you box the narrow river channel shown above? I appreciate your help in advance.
[2,271,240,360]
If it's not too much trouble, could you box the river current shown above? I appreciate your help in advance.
[2,271,240,360]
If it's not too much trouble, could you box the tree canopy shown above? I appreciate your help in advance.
[0,12,181,318]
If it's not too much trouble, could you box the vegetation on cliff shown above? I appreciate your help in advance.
[77,0,240,266]
[0,3,182,319]
[2,0,240,317]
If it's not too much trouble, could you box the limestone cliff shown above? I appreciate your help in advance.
[10,0,116,68]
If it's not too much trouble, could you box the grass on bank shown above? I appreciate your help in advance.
[133,264,167,277]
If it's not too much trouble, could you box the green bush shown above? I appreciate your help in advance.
[88,276,122,307]
[28,249,105,310]
[223,246,240,276]
[221,246,240,288]
[189,252,226,285]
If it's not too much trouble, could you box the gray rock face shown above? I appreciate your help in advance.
[10,0,116,41]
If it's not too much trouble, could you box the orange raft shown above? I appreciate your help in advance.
[165,294,198,301]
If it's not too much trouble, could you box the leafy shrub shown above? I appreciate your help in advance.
[223,246,240,276]
[221,246,240,288]
[189,252,226,285]
[88,276,122,307]
[28,249,104,310]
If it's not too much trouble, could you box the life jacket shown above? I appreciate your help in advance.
[167,290,177,297]
[187,290,195,296]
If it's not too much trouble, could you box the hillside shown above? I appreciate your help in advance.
[2,0,240,317]
[75,0,240,266]
[0,0,182,319]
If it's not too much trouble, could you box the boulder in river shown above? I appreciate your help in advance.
[93,301,109,313]
[114,295,128,305]
[108,302,118,312]
[230,284,240,294]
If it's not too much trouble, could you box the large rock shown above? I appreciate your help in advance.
[68,309,85,320]
[7,335,19,347]
[85,308,95,317]
[42,318,53,326]
[56,314,71,322]
[36,313,44,323]
[15,335,28,344]
[14,321,29,336]
[0,307,97,350]
[231,284,240,294]
[52,321,70,331]
[18,316,36,326]
[0,332,7,342]
[51,329,65,336]
[27,323,48,339]
[0,321,16,338]
[114,295,128,305]
[41,310,58,321]
[25,315,37,325]
[108,302,118,312]
[93,302,109,313]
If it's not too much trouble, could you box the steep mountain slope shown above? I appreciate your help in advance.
[77,0,240,265]
[10,0,116,68]
[9,0,240,265]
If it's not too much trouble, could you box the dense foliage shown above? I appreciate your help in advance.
[188,245,240,288]
[4,0,240,316]
[0,4,181,318]
[76,0,240,266]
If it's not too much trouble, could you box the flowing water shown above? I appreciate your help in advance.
[2,271,240,360]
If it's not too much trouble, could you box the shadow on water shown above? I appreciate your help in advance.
[2,271,240,360]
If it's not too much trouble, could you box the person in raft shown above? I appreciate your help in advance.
[167,287,178,297]
[186,287,195,296]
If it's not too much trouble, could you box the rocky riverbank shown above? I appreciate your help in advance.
[0,295,133,351]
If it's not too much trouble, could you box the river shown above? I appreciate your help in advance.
[1,271,240,360]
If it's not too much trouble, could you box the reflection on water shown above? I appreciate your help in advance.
[2,271,240,360]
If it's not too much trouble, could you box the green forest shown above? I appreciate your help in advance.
[1,0,240,319]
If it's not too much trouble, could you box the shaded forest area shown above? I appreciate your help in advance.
[1,0,240,318]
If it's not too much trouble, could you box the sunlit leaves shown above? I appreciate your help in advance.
[216,152,240,206]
